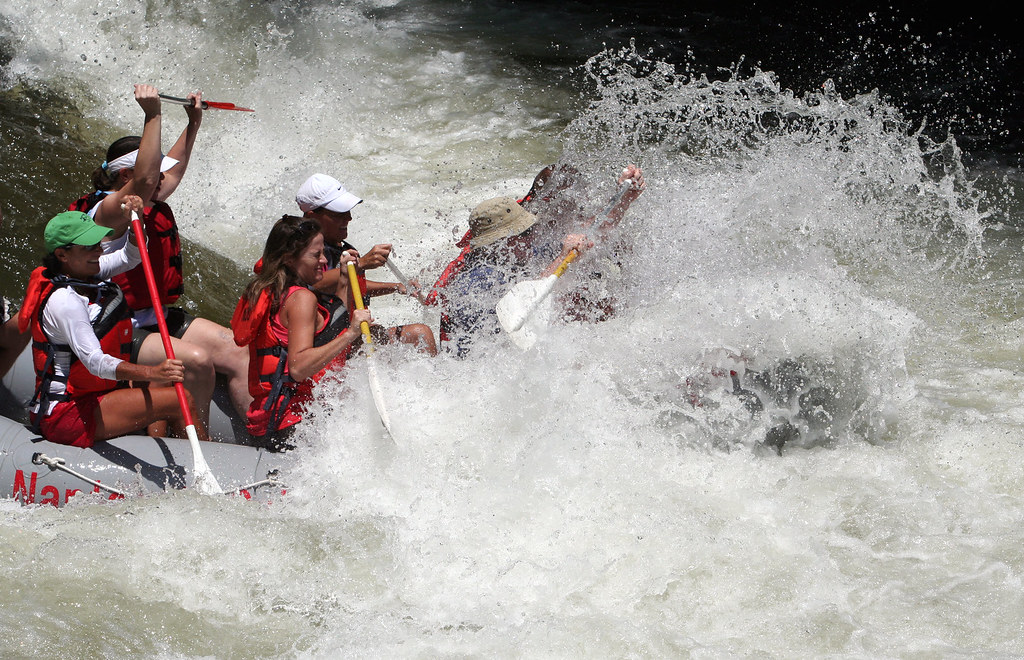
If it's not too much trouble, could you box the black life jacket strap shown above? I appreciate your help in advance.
[257,345,299,434]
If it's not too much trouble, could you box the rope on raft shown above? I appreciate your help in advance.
[32,453,285,499]
[223,471,285,496]
[32,452,128,498]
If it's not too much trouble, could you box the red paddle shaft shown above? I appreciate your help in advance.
[129,213,195,428]
[158,94,254,112]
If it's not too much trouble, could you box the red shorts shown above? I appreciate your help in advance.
[37,394,106,448]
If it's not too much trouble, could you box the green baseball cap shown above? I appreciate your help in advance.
[44,211,114,253]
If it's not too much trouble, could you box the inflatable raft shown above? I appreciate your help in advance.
[1,346,292,507]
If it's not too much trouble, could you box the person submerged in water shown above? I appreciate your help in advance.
[429,197,592,357]
[296,173,437,355]
[425,165,645,353]
[232,215,371,450]
[69,83,252,426]
[517,163,646,322]
[20,202,209,447]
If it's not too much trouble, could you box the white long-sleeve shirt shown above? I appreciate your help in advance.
[36,235,141,414]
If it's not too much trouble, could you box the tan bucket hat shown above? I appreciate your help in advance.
[468,197,537,247]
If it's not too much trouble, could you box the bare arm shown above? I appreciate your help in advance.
[93,85,164,235]
[356,243,392,271]
[364,279,405,297]
[280,288,371,382]
[115,358,185,384]
[352,244,405,297]
[600,164,646,229]
[541,233,593,277]
[315,270,402,298]
[156,91,204,201]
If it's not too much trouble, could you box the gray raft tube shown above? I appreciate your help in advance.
[1,345,292,507]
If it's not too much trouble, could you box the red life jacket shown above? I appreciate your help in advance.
[69,194,184,310]
[232,285,351,438]
[424,230,472,344]
[19,267,133,430]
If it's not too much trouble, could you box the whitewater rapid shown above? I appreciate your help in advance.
[2,2,1023,658]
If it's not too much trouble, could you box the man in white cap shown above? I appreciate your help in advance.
[296,173,436,354]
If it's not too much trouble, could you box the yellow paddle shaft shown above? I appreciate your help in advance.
[552,249,580,278]
[346,262,373,346]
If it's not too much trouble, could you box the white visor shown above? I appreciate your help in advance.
[106,149,179,175]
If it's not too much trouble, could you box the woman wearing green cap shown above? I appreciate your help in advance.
[18,197,209,447]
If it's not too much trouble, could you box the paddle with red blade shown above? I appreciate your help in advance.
[127,208,223,495]
[159,94,254,112]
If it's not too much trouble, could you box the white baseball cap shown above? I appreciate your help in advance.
[295,173,363,213]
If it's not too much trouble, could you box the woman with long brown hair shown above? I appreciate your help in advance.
[232,216,370,449]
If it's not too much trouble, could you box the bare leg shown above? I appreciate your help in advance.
[136,333,215,427]
[387,323,438,356]
[180,317,252,416]
[0,313,30,378]
[93,386,210,442]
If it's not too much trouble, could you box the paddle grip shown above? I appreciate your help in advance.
[346,263,373,346]
[552,249,579,278]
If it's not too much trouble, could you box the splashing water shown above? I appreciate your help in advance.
[2,6,1023,658]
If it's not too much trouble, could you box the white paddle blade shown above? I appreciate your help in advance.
[366,360,395,440]
[496,274,559,334]
[185,425,223,494]
[505,294,554,350]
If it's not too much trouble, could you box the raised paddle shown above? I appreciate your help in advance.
[158,94,255,112]
[346,262,394,439]
[128,209,223,494]
[496,180,634,348]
